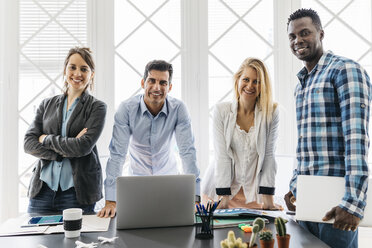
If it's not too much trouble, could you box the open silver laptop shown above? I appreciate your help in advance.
[296,175,372,227]
[116,174,195,229]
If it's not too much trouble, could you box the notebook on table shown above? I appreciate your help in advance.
[296,175,372,227]
[116,174,195,229]
[213,208,269,218]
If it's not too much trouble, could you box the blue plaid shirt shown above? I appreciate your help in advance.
[290,51,371,218]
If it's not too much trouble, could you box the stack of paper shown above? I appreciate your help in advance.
[0,214,111,237]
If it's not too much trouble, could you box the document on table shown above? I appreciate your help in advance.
[0,214,111,236]
[45,214,110,234]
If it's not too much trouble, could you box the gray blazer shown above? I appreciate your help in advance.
[24,91,107,205]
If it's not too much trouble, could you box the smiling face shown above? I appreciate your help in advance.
[237,66,260,104]
[288,17,324,71]
[141,69,172,114]
[64,53,94,94]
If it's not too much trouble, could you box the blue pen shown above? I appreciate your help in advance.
[212,201,217,212]
[196,204,201,215]
[201,205,207,216]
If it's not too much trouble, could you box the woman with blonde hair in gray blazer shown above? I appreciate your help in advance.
[202,57,282,210]
[24,47,107,213]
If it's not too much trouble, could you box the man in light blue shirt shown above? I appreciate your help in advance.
[98,60,200,217]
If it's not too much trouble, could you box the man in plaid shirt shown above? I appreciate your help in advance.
[284,8,371,248]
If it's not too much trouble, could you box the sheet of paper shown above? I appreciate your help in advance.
[44,215,110,234]
[0,214,111,236]
[81,214,110,231]
[0,215,48,236]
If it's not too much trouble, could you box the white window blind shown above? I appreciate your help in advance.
[18,0,88,213]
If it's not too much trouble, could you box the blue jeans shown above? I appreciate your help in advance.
[298,221,358,248]
[28,183,95,214]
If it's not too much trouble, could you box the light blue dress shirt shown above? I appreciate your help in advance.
[104,94,200,201]
[40,97,79,191]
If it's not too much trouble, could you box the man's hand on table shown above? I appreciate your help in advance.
[97,200,116,218]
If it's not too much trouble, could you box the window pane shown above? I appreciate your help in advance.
[114,0,181,108]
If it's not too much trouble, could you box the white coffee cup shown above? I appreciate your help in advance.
[63,208,82,238]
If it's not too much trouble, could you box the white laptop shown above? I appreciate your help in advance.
[116,174,195,229]
[296,175,372,227]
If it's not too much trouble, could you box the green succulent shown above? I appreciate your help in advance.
[259,229,273,241]
[220,230,248,248]
[249,217,265,248]
[274,217,288,237]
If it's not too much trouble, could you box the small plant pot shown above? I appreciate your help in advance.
[276,234,290,248]
[245,243,258,248]
[259,239,274,248]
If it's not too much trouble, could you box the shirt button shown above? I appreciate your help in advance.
[361,103,366,108]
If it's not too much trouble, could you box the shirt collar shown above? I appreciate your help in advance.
[140,95,168,117]
[297,50,334,81]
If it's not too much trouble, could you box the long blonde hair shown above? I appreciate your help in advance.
[233,57,276,122]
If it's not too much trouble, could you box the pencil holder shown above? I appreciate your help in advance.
[195,212,214,239]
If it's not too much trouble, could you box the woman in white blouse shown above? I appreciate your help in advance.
[202,57,282,209]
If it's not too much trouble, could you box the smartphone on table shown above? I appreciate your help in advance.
[22,215,63,227]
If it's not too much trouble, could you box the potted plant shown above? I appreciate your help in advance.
[220,230,248,248]
[259,229,274,248]
[248,217,265,248]
[274,217,290,248]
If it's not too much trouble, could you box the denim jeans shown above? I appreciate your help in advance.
[28,182,95,214]
[298,220,358,248]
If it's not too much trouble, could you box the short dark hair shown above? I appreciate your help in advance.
[287,8,323,30]
[143,60,173,83]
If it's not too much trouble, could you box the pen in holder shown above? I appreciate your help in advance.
[195,199,221,239]
[195,204,214,239]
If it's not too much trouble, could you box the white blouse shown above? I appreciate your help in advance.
[229,124,259,203]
